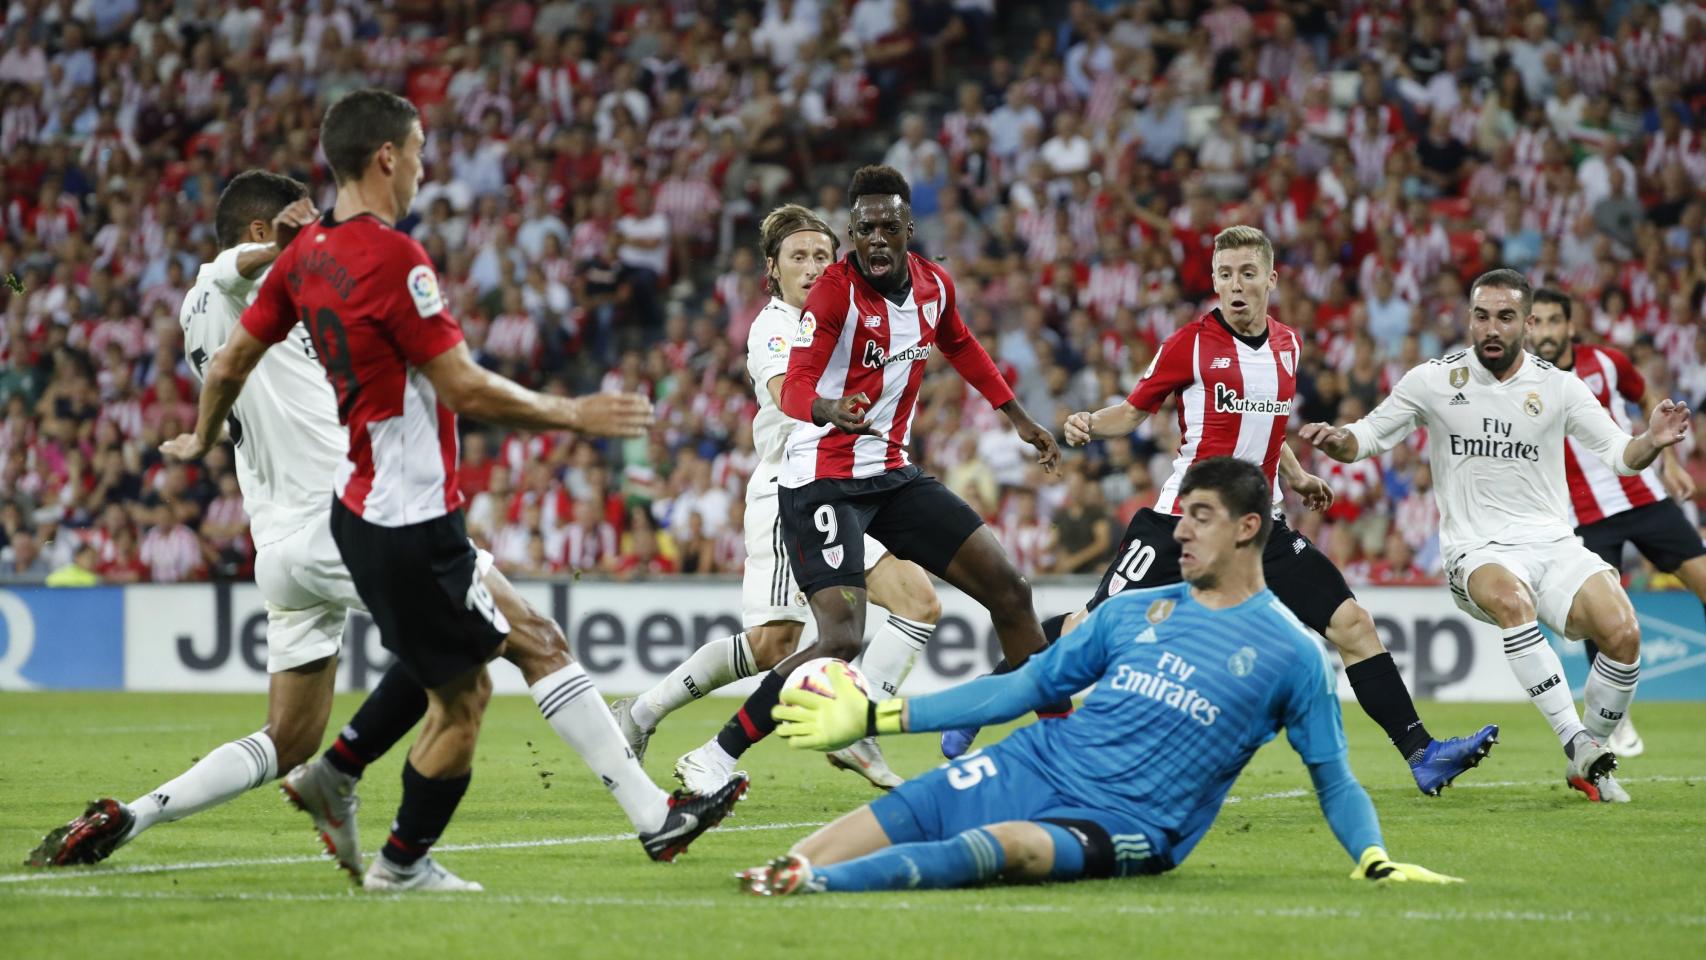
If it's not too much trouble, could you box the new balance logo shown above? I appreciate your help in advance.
[1292,538,1306,554]
[1210,357,1232,369]
[1449,393,1469,406]
[863,315,883,328]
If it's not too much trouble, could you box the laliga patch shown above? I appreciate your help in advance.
[407,264,444,317]
[793,311,817,346]
[767,335,787,355]
[822,544,844,569]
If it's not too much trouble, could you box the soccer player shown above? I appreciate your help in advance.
[612,204,942,790]
[1529,287,1704,757]
[948,226,1496,797]
[1301,269,1691,803]
[673,165,1066,794]
[736,457,1459,895]
[157,90,745,889]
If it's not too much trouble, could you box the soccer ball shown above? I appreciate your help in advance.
[784,657,870,699]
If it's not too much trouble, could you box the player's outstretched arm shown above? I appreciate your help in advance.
[1063,400,1148,447]
[1297,422,1361,463]
[1000,398,1060,473]
[772,662,1066,752]
[161,325,270,461]
[420,343,653,437]
[1623,398,1692,473]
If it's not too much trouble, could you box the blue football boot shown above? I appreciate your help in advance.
[1410,724,1499,796]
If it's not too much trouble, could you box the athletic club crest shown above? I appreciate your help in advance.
[1279,350,1295,376]
[1524,392,1543,417]
[1146,598,1175,624]
[1449,367,1469,389]
[922,300,939,328]
[823,545,844,569]
[1583,373,1604,395]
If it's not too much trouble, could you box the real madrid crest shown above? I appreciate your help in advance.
[1449,367,1469,389]
[1227,646,1258,678]
[1146,598,1175,624]
[1524,392,1542,417]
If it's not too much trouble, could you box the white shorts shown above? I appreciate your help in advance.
[254,510,495,672]
[743,477,886,628]
[1445,537,1616,640]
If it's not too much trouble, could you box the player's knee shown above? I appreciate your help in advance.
[983,823,1052,881]
[814,632,864,663]
[1327,602,1382,659]
[988,570,1034,625]
[1598,618,1641,662]
[505,608,571,677]
[892,578,942,624]
[1480,587,1535,626]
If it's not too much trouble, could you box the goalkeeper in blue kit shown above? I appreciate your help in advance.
[737,457,1459,895]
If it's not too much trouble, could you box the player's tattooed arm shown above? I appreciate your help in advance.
[1000,399,1060,473]
[1064,400,1147,447]
[161,326,271,460]
[1298,422,1361,462]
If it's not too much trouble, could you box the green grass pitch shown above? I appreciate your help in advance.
[2,694,1703,959]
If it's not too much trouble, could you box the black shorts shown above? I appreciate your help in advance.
[1577,499,1706,574]
[330,498,509,688]
[1086,508,1355,635]
[779,464,983,596]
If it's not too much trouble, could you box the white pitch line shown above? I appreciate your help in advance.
[4,775,1696,886]
[4,885,1703,928]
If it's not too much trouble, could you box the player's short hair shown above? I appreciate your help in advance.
[758,204,839,296]
[320,89,420,185]
[1469,268,1534,314]
[848,164,911,206]
[214,170,308,249]
[1532,287,1572,321]
[1178,456,1272,549]
[1212,225,1274,271]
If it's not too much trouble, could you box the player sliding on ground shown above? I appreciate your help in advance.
[736,457,1458,895]
[940,226,1496,798]
[1528,287,1706,757]
[612,204,942,790]
[1301,269,1691,803]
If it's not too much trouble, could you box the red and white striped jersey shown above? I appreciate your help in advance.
[1128,310,1300,516]
[780,252,1014,487]
[1561,343,1667,526]
[242,212,466,527]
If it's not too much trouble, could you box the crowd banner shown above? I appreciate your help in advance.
[2,580,1702,700]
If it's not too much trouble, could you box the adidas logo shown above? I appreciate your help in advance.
[1449,392,1469,406]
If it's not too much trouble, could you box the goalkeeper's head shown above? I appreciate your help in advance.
[1174,457,1272,591]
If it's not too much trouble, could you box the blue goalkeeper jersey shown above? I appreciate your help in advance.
[980,583,1348,860]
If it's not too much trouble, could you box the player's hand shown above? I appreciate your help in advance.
[1015,418,1061,473]
[1298,422,1357,461]
[571,392,653,437]
[1352,846,1463,885]
[271,197,319,249]
[1662,457,1696,501]
[1291,471,1335,512]
[160,433,210,462]
[814,394,879,436]
[1064,411,1094,447]
[772,663,870,753]
[1646,399,1691,449]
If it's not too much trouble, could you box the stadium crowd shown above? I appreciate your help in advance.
[0,0,1703,592]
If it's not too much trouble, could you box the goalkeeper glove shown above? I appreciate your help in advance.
[1352,846,1463,884]
[772,663,904,752]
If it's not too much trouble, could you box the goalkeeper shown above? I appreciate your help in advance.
[738,458,1459,895]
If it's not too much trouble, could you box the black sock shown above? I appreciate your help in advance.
[1583,637,1600,669]
[715,669,787,760]
[324,664,428,778]
[1345,653,1432,762]
[383,761,471,868]
[1041,612,1068,644]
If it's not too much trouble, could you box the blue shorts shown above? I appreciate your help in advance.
[870,740,1170,878]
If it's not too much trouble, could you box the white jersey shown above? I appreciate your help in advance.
[179,243,346,548]
[1344,348,1640,560]
[746,295,804,467]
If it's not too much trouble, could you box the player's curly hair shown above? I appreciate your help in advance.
[320,88,420,185]
[1470,268,1534,313]
[847,165,911,206]
[758,204,839,296]
[1178,456,1273,550]
[1212,225,1274,271]
[215,171,308,249]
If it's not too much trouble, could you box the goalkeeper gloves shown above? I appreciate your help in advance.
[772,663,904,752]
[1353,846,1463,884]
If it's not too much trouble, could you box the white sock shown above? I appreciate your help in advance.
[631,633,755,731]
[1500,622,1585,747]
[531,663,670,834]
[126,731,277,840]
[855,614,935,697]
[1583,653,1640,741]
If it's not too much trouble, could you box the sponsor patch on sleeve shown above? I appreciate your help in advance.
[767,335,787,354]
[407,263,445,317]
[792,311,816,346]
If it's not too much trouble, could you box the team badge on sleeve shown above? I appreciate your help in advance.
[407,264,445,317]
[1524,392,1542,417]
[1449,367,1469,389]
[794,312,817,346]
[922,300,939,328]
[767,335,787,355]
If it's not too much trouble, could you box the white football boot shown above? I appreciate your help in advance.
[675,740,742,795]
[1564,733,1619,802]
[1608,714,1644,758]
[609,696,652,765]
[828,737,904,789]
[364,855,484,892]
[280,760,363,881]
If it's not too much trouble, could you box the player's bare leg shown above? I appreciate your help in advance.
[29,655,336,869]
[1599,554,1706,757]
[1468,564,1613,795]
[939,527,1047,667]
[1562,571,1641,802]
[615,619,798,763]
[831,557,941,789]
